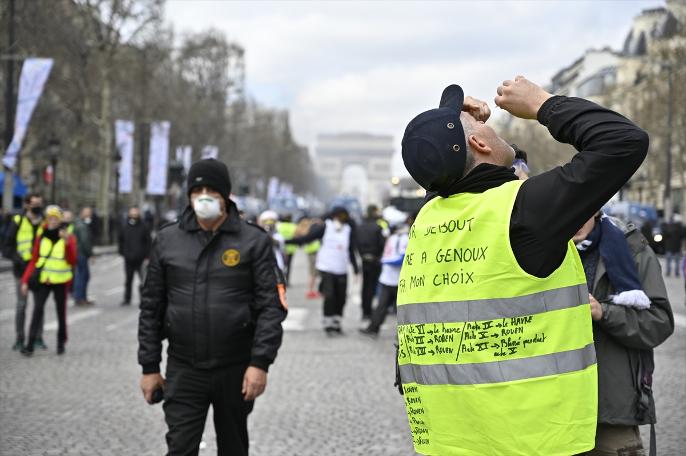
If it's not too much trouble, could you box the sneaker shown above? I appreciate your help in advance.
[34,338,48,350]
[305,291,320,299]
[12,340,24,351]
[57,345,65,355]
[120,301,131,306]
[20,345,34,356]
[359,327,379,339]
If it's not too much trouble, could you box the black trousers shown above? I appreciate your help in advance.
[164,359,254,456]
[368,285,398,333]
[361,259,381,318]
[283,254,293,285]
[319,271,347,329]
[124,258,144,303]
[28,283,67,348]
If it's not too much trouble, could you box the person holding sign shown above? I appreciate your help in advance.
[397,76,648,455]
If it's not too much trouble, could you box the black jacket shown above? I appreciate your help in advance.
[430,96,649,277]
[660,221,684,253]
[118,220,151,262]
[584,224,673,425]
[356,218,385,261]
[138,204,287,374]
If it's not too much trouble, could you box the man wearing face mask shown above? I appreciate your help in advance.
[138,159,287,456]
[73,206,95,306]
[2,193,48,351]
[118,206,151,306]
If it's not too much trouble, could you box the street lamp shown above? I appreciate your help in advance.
[48,137,60,203]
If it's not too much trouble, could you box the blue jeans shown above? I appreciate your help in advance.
[665,251,681,276]
[73,254,90,301]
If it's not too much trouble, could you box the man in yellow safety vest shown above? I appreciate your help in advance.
[396,76,648,455]
[1,193,46,351]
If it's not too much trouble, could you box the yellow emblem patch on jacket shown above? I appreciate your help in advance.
[222,249,240,267]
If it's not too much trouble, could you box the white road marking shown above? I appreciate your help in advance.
[106,312,140,332]
[282,307,308,331]
[44,309,101,331]
[103,286,125,296]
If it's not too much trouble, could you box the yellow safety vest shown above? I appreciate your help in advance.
[304,240,321,254]
[36,236,73,285]
[277,222,298,255]
[14,214,43,262]
[397,180,597,456]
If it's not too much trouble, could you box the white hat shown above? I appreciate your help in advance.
[259,210,279,224]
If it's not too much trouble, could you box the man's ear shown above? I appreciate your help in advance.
[468,134,492,155]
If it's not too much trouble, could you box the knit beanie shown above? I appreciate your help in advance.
[186,159,232,200]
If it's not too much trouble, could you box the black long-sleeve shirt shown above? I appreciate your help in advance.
[436,96,649,278]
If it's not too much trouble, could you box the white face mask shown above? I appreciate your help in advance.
[193,195,222,220]
[333,219,343,231]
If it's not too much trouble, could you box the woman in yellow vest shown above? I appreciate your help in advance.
[20,205,77,356]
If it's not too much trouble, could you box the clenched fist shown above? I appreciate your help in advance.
[140,373,165,404]
[494,76,553,120]
[462,96,491,122]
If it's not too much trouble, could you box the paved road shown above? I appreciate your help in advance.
[0,253,684,455]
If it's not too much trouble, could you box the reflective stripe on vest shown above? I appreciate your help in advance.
[36,237,73,284]
[14,215,43,262]
[397,180,597,456]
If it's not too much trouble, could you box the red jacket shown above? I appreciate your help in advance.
[21,232,77,285]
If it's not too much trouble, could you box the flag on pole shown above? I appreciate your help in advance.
[146,121,170,195]
[2,58,54,170]
[176,145,192,175]
[116,120,135,193]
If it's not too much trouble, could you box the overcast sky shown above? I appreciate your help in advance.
[165,0,662,174]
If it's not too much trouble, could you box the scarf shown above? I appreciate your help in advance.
[576,214,650,309]
[425,163,518,202]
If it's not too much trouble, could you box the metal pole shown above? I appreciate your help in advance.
[2,0,16,212]
[665,64,673,221]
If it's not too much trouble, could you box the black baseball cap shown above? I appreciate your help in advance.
[401,84,468,193]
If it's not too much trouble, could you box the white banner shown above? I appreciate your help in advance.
[267,176,279,202]
[2,58,54,170]
[146,121,170,195]
[201,145,218,159]
[176,145,192,175]
[116,120,135,193]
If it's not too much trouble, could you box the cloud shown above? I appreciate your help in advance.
[165,0,663,175]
